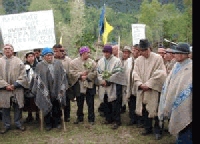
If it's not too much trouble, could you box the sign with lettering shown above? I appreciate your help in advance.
[0,10,56,52]
[131,24,146,46]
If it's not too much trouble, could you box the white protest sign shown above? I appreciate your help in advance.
[0,10,56,52]
[131,24,146,45]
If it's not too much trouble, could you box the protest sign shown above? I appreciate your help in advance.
[131,24,146,45]
[0,10,56,52]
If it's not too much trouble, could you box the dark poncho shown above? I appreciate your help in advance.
[31,59,68,116]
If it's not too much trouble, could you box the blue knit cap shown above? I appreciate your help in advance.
[41,47,54,56]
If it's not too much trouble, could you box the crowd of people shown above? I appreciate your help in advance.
[0,39,192,143]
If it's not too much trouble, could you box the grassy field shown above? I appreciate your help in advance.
[0,96,176,144]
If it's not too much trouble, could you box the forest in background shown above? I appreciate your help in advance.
[0,0,192,58]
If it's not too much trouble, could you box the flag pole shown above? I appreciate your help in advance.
[118,35,120,58]
[96,3,105,60]
[95,33,101,60]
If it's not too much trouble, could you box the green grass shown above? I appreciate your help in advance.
[0,96,176,144]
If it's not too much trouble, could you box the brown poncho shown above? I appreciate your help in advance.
[69,57,97,94]
[0,56,29,108]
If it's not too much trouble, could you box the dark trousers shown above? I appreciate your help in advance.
[0,108,2,120]
[104,93,121,125]
[142,104,161,134]
[44,100,61,128]
[76,92,95,122]
[64,94,71,119]
[128,95,138,123]
[2,102,22,128]
[176,123,192,144]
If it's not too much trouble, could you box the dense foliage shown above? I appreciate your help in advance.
[0,0,192,57]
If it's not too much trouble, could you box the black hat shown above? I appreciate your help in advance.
[172,42,190,54]
[102,45,112,53]
[139,39,149,50]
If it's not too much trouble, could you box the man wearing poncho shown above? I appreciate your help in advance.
[69,46,97,125]
[158,42,192,144]
[133,39,167,140]
[125,44,142,126]
[0,44,29,134]
[97,45,126,129]
[31,47,68,131]
[119,46,132,114]
[164,46,177,75]
[53,44,72,122]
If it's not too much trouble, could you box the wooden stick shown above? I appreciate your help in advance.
[61,108,66,132]
[40,110,43,131]
[118,35,120,57]
[95,33,101,60]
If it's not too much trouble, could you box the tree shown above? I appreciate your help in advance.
[2,0,32,14]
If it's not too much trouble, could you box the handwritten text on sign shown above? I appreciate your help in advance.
[131,24,146,46]
[0,10,56,52]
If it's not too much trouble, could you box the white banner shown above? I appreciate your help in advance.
[0,10,56,52]
[131,24,146,46]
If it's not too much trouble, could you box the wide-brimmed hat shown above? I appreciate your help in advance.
[172,42,190,54]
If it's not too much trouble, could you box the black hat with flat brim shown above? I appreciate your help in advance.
[172,42,190,54]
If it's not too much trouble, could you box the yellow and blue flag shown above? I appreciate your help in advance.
[98,5,114,45]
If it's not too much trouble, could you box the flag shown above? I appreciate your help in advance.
[102,18,114,45]
[99,5,105,36]
[59,35,62,45]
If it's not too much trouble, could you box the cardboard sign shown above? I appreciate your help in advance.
[132,24,146,45]
[0,10,56,52]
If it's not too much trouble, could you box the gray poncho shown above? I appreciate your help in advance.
[31,59,68,116]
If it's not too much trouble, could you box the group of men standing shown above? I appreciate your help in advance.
[0,39,192,143]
